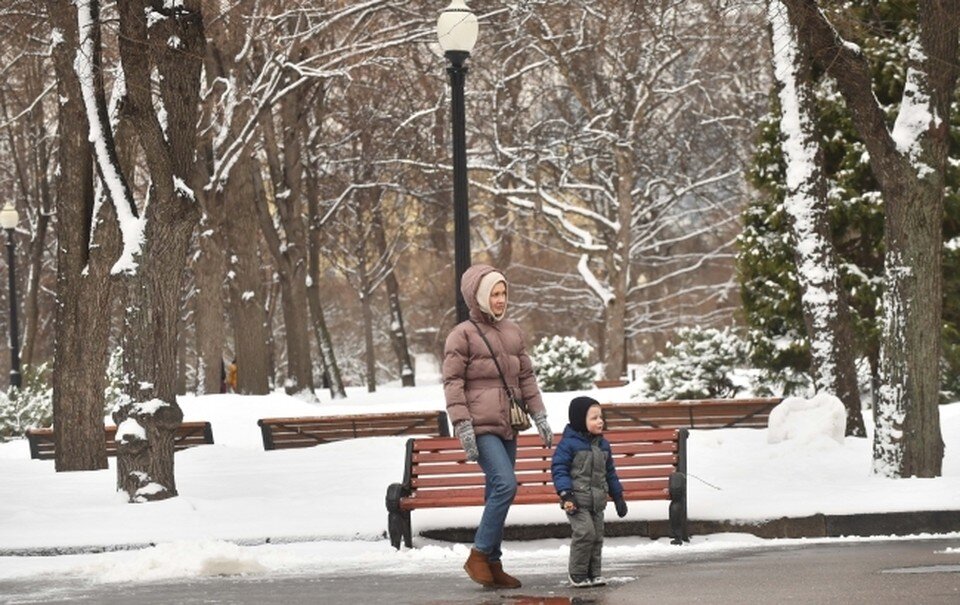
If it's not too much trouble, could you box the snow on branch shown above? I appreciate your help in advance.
[577,255,615,306]
[75,0,144,275]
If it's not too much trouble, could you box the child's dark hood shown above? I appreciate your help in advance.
[568,396,599,433]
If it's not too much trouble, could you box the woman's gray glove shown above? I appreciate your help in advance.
[455,421,479,462]
[531,411,553,448]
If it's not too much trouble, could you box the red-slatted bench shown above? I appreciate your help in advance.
[385,428,688,549]
[603,398,782,430]
[25,421,214,460]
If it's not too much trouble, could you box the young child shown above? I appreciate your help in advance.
[550,396,628,587]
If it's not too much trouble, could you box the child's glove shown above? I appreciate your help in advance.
[455,421,479,462]
[559,491,578,515]
[614,495,628,518]
[531,411,553,448]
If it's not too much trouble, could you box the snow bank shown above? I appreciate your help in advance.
[767,393,846,445]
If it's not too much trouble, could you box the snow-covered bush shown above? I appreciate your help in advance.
[0,364,53,441]
[532,335,595,392]
[643,326,749,400]
[0,350,129,441]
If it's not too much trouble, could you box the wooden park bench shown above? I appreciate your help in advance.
[385,428,688,549]
[25,421,214,460]
[257,410,450,450]
[603,397,782,430]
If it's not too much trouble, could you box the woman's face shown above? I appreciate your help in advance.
[489,281,507,317]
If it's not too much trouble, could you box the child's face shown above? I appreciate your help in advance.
[585,405,604,435]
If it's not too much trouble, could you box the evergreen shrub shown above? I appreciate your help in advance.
[643,326,748,400]
[532,335,595,392]
[0,363,53,441]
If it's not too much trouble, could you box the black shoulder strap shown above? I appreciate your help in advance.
[470,320,512,394]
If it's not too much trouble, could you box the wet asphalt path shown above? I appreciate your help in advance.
[1,537,958,604]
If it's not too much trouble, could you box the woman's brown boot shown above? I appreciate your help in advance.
[464,548,495,586]
[489,561,522,588]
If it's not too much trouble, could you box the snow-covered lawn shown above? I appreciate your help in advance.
[1,381,957,584]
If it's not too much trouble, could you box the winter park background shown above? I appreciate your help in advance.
[1,363,958,586]
[2,0,960,599]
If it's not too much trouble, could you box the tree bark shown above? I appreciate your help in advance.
[359,263,377,393]
[197,14,272,397]
[770,1,865,436]
[602,148,633,380]
[46,0,119,472]
[782,0,957,476]
[222,158,271,395]
[192,212,226,395]
[304,164,346,398]
[256,92,314,396]
[112,0,205,500]
[6,57,53,370]
[371,198,414,387]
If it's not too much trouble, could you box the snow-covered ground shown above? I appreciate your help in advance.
[1,378,958,585]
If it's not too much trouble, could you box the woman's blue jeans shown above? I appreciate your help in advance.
[474,433,518,562]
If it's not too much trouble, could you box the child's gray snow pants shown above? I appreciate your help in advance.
[568,508,605,578]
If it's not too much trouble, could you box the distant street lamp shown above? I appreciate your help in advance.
[0,203,20,390]
[437,0,478,323]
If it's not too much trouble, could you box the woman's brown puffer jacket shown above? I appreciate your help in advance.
[442,264,545,439]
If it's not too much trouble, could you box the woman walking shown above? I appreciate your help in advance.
[443,263,553,589]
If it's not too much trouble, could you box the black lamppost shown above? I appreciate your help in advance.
[0,203,20,390]
[437,0,478,323]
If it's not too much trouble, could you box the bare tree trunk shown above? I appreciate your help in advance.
[304,165,346,398]
[222,159,271,395]
[193,212,225,395]
[256,95,313,396]
[769,1,864,436]
[112,0,205,501]
[782,0,956,476]
[371,201,414,387]
[359,271,377,393]
[10,59,53,370]
[602,149,633,380]
[46,0,118,472]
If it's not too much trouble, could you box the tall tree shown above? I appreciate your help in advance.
[46,0,120,471]
[472,1,763,378]
[196,1,274,395]
[780,0,957,477]
[304,157,346,398]
[256,79,315,396]
[0,40,55,371]
[766,1,864,436]
[76,0,207,500]
[189,214,225,395]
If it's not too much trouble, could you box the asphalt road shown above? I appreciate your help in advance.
[1,537,958,604]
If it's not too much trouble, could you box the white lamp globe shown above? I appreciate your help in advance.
[436,0,478,53]
[0,203,18,230]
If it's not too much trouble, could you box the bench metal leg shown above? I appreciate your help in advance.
[668,472,688,544]
[386,511,412,549]
[388,510,405,549]
[401,511,412,548]
[386,483,412,549]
